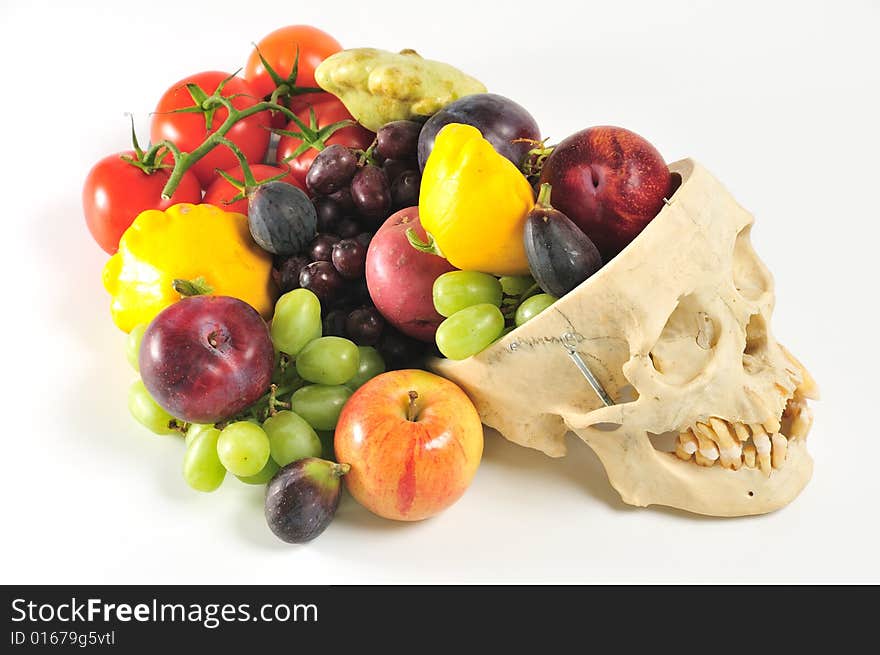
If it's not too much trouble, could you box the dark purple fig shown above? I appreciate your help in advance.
[265,458,349,544]
[248,181,317,256]
[523,183,603,297]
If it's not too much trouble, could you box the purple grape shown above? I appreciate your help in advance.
[308,234,340,262]
[322,309,349,338]
[350,165,391,218]
[382,158,412,185]
[337,218,360,239]
[306,144,358,196]
[376,121,422,161]
[390,169,420,208]
[313,196,344,233]
[299,261,345,305]
[355,232,372,248]
[346,307,385,346]
[378,328,428,370]
[328,187,355,212]
[275,255,310,294]
[331,239,367,279]
[348,279,372,306]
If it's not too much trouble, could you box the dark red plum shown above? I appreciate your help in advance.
[417,93,540,170]
[539,126,671,261]
[139,296,275,424]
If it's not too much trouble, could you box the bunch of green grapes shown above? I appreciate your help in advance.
[432,272,557,360]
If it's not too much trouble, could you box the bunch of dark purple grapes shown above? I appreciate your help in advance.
[272,120,427,369]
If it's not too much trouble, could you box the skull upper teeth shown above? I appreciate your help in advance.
[672,395,811,475]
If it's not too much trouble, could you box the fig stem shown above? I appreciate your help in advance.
[406,390,419,422]
[536,182,553,209]
[333,462,352,477]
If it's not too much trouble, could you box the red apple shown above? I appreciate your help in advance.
[365,207,456,342]
[540,126,671,260]
[139,296,275,424]
[334,369,483,521]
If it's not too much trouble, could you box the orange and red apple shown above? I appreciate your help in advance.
[334,369,483,521]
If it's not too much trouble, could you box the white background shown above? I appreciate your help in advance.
[1,0,878,584]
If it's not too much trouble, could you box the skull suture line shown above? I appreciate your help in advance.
[431,159,818,517]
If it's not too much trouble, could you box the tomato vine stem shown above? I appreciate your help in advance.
[157,94,302,200]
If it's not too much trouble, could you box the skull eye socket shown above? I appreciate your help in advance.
[648,293,720,385]
[732,225,772,301]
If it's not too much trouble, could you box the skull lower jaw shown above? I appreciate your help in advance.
[566,389,815,516]
[572,418,813,517]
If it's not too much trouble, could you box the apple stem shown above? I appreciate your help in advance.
[406,390,419,422]
[536,183,553,210]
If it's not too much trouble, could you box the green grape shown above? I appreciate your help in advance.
[185,423,214,447]
[263,410,322,467]
[433,271,503,317]
[435,303,505,360]
[126,324,148,371]
[236,457,279,485]
[499,275,535,297]
[290,384,353,431]
[316,430,336,461]
[295,336,360,385]
[345,346,386,390]
[182,427,225,492]
[217,422,271,477]
[128,380,177,435]
[515,293,557,327]
[270,289,322,356]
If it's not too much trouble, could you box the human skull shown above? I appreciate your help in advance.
[431,159,818,517]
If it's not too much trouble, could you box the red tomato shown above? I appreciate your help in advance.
[244,25,341,100]
[150,72,270,188]
[276,95,375,188]
[203,164,303,214]
[82,152,202,254]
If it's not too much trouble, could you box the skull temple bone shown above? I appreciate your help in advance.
[432,159,818,517]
